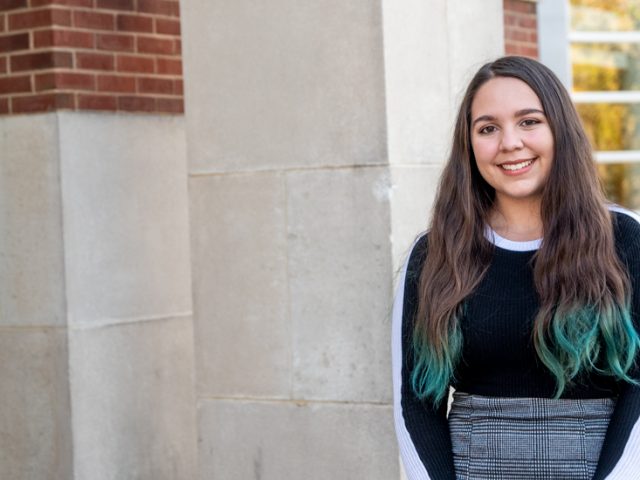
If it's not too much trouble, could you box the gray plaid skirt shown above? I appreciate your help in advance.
[448,392,616,480]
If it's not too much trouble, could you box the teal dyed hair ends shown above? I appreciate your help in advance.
[410,316,463,406]
[411,300,640,405]
[535,303,640,398]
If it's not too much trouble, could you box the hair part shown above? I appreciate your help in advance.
[411,56,640,405]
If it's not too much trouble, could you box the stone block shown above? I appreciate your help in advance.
[190,172,291,398]
[389,165,443,276]
[182,0,387,173]
[198,399,399,480]
[382,0,452,166]
[0,327,72,480]
[447,0,505,104]
[0,114,66,326]
[68,316,197,480]
[57,112,191,326]
[287,167,393,402]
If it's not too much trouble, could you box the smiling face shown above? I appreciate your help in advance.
[470,76,555,212]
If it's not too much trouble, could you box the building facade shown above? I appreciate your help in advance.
[0,1,543,479]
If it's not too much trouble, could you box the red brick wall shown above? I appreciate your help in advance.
[0,0,183,115]
[504,0,538,58]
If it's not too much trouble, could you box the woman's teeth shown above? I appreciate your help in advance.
[500,159,534,171]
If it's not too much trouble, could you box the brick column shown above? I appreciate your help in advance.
[0,0,183,114]
[504,0,539,58]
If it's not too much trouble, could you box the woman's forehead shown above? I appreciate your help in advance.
[471,77,543,118]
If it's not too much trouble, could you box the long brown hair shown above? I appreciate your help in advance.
[411,56,639,404]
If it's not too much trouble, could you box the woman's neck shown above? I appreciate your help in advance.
[489,197,543,242]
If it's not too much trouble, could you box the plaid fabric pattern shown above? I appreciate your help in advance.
[448,392,615,480]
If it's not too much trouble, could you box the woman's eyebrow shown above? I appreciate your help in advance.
[472,108,545,127]
[515,108,545,117]
[471,114,495,127]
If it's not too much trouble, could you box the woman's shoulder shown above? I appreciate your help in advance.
[609,205,640,266]
[610,204,640,226]
[406,232,429,278]
[610,204,640,243]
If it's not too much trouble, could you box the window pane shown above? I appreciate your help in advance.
[598,162,640,209]
[572,43,640,91]
[571,0,640,31]
[576,103,640,150]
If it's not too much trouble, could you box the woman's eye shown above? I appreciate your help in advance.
[521,118,540,127]
[479,125,497,135]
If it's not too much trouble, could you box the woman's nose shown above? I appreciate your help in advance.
[500,128,524,151]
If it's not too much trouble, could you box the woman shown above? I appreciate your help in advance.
[392,56,640,480]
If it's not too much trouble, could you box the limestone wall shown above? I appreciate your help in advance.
[0,113,197,479]
[182,1,504,478]
[0,0,504,477]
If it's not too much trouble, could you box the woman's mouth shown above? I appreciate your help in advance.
[499,157,537,172]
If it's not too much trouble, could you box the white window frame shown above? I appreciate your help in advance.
[538,0,640,163]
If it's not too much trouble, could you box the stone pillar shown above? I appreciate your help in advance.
[0,2,197,479]
[382,2,504,477]
[182,1,504,479]
[0,114,72,479]
[184,2,395,479]
[59,112,196,479]
[385,0,505,270]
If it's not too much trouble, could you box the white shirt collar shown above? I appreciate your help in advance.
[484,226,542,252]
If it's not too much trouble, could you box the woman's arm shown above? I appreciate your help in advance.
[593,383,640,479]
[594,208,640,480]
[392,236,456,480]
